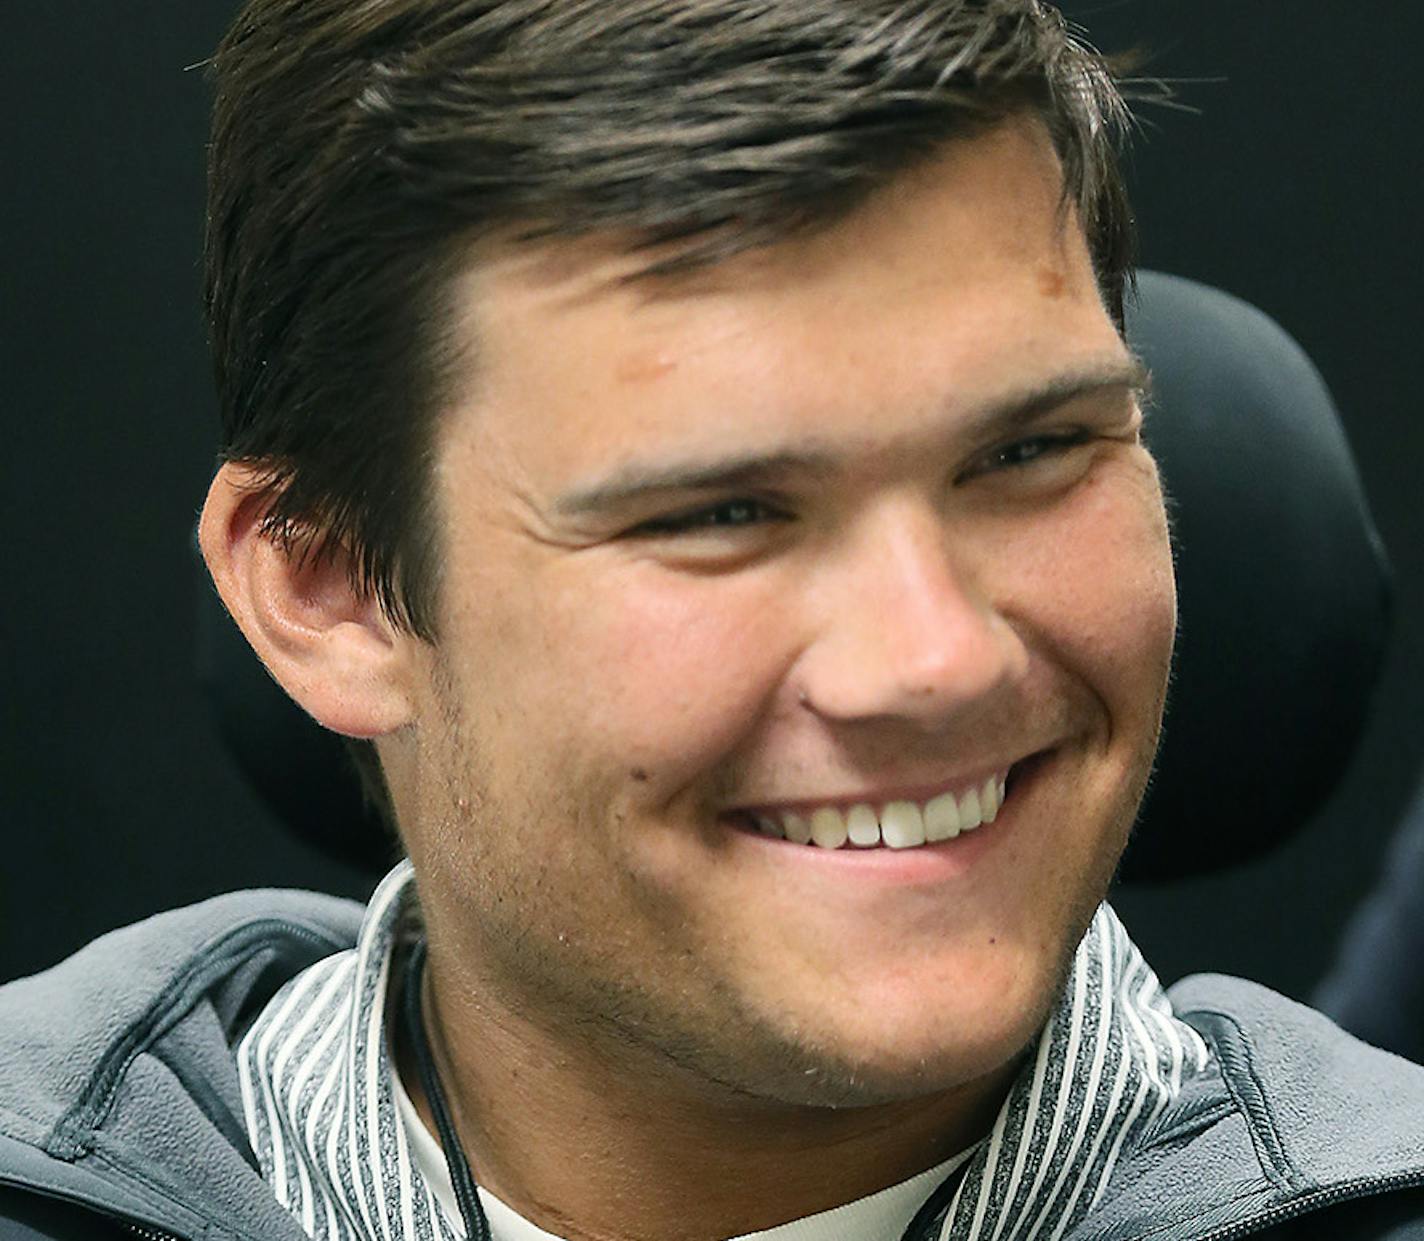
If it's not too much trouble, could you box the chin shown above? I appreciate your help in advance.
[728,1027,1031,1113]
[714,975,1058,1112]
[753,921,1089,1110]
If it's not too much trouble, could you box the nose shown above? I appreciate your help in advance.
[793,503,1029,726]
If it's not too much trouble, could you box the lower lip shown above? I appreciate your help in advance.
[719,752,1054,882]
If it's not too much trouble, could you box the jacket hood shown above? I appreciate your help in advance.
[1068,973,1424,1241]
[0,889,363,1240]
[2,892,1423,1241]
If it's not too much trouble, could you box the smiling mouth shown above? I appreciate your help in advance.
[724,759,1038,851]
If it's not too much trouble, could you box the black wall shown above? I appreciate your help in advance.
[3,2,1422,999]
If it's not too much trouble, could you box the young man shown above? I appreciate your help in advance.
[2,2,1422,1239]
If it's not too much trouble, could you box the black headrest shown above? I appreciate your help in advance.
[195,271,1393,882]
[1121,272,1392,879]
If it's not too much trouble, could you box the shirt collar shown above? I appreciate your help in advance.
[240,860,1211,1241]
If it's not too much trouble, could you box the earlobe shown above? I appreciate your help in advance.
[197,463,417,739]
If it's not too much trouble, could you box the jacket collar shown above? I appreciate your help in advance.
[1061,973,1424,1241]
[0,888,363,1239]
[2,886,1422,1241]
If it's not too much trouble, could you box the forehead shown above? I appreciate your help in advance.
[439,117,1124,486]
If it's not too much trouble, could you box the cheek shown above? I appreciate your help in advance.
[999,457,1177,700]
[496,561,798,782]
[594,573,794,752]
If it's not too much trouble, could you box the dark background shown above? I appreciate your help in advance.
[2,2,1421,997]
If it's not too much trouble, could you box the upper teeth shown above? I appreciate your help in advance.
[752,772,1009,850]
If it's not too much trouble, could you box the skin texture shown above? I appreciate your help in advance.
[201,117,1176,1241]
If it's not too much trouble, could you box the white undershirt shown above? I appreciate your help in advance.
[391,1061,974,1241]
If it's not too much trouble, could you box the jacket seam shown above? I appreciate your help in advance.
[1177,1007,1310,1195]
[48,918,348,1162]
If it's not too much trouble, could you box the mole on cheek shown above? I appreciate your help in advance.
[1037,267,1067,299]
[631,768,651,782]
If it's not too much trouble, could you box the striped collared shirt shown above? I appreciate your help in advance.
[238,862,1211,1241]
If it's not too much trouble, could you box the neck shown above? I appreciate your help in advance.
[397,951,1015,1241]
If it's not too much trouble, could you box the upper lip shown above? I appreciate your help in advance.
[728,753,1039,818]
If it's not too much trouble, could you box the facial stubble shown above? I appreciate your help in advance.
[408,641,1156,1116]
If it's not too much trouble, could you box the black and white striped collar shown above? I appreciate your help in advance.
[238,861,1211,1241]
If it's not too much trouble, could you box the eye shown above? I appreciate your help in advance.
[632,498,786,536]
[976,429,1096,475]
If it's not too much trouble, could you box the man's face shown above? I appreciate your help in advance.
[395,117,1175,1107]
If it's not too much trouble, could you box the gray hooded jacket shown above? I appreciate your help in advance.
[1,889,1422,1241]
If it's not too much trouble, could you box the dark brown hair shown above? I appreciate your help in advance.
[205,0,1135,819]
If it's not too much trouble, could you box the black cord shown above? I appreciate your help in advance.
[402,936,963,1241]
[401,939,494,1241]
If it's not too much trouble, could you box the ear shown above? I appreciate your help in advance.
[198,462,417,739]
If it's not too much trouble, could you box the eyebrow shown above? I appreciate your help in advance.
[551,357,1150,518]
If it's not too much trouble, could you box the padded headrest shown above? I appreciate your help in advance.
[1121,272,1392,879]
[195,271,1393,882]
